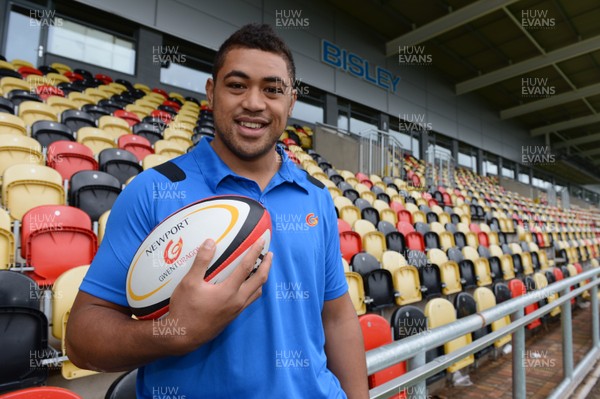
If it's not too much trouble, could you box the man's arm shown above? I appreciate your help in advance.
[322,293,370,399]
[66,239,272,372]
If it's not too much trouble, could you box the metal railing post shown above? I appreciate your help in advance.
[561,287,574,379]
[593,274,599,349]
[407,352,427,399]
[512,307,526,399]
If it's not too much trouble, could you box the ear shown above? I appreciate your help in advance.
[287,87,297,118]
[206,78,215,108]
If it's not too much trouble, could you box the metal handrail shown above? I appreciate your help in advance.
[366,266,600,399]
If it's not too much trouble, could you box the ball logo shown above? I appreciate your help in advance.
[164,237,183,265]
[305,213,318,227]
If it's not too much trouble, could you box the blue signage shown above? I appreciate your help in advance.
[321,39,400,94]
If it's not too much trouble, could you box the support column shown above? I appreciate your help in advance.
[324,93,338,127]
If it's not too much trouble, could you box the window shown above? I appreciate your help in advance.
[502,166,514,179]
[4,7,43,66]
[160,63,211,94]
[47,19,135,74]
[458,151,475,169]
[518,173,530,184]
[292,100,323,124]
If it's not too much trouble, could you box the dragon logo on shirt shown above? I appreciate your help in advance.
[305,213,318,227]
[164,237,183,264]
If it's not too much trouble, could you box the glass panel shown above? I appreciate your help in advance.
[350,117,377,136]
[337,112,349,131]
[518,173,530,184]
[502,167,514,179]
[291,100,323,124]
[47,19,135,74]
[160,63,211,93]
[5,9,42,66]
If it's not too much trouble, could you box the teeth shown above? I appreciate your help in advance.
[239,121,264,129]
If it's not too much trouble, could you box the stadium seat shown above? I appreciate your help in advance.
[105,370,138,399]
[346,271,366,315]
[47,141,98,180]
[60,110,95,132]
[154,139,186,157]
[359,314,406,392]
[69,170,122,221]
[508,279,541,330]
[18,101,58,128]
[0,209,14,269]
[392,265,422,305]
[350,252,380,276]
[533,272,560,317]
[98,148,142,185]
[98,116,131,140]
[2,164,65,220]
[0,270,40,309]
[31,121,74,147]
[454,292,493,359]
[76,127,117,155]
[46,96,78,113]
[0,76,30,95]
[424,298,474,372]
[0,133,44,175]
[364,269,396,309]
[339,231,362,262]
[0,387,83,398]
[21,206,96,286]
[427,248,462,295]
[418,263,442,299]
[142,153,173,169]
[52,266,97,379]
[113,110,140,127]
[474,286,511,348]
[381,250,407,274]
[133,122,163,144]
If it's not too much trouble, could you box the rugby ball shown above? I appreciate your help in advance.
[126,195,271,320]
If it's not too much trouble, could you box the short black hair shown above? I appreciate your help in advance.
[212,23,296,83]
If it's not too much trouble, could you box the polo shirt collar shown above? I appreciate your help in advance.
[192,137,308,193]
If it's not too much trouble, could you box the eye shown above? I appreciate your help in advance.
[226,82,245,90]
[265,86,285,95]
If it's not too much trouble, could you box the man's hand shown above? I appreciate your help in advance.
[159,238,273,355]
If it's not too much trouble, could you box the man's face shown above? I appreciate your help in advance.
[206,48,296,161]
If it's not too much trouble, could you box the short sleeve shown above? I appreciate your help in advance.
[322,191,348,301]
[79,172,157,307]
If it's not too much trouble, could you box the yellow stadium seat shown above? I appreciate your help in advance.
[2,164,65,220]
[0,113,27,136]
[339,205,361,227]
[98,210,110,244]
[76,127,116,155]
[134,83,150,93]
[98,116,131,140]
[0,208,15,269]
[163,128,193,148]
[428,248,462,295]
[533,273,560,317]
[67,92,96,108]
[84,88,111,101]
[0,77,30,95]
[154,139,185,157]
[18,101,58,128]
[0,133,44,175]
[473,287,511,348]
[346,271,366,315]
[142,154,175,170]
[53,266,98,379]
[425,298,474,372]
[46,96,79,113]
[392,266,422,305]
[50,62,72,74]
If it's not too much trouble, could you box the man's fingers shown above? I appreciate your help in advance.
[185,239,216,281]
[223,238,267,288]
[239,251,272,299]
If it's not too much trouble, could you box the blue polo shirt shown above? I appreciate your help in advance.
[80,138,348,398]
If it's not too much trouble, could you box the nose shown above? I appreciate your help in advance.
[241,86,266,113]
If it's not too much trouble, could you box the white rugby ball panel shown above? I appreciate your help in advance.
[126,195,271,319]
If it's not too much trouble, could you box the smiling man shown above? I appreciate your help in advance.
[67,24,369,398]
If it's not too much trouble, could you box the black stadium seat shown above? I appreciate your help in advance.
[6,90,41,106]
[0,98,14,114]
[31,121,74,147]
[98,148,142,185]
[105,369,138,399]
[69,170,122,221]
[61,110,96,132]
[133,122,163,144]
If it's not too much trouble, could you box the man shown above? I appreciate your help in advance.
[67,23,369,398]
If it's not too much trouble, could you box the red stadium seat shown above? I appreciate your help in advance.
[95,73,113,84]
[21,205,97,286]
[0,387,82,398]
[397,210,413,225]
[151,109,172,123]
[478,232,490,248]
[118,134,154,162]
[359,314,406,397]
[162,100,181,111]
[114,110,141,127]
[47,141,98,180]
[389,201,404,213]
[17,66,42,78]
[339,231,362,262]
[509,279,541,330]
[337,218,352,233]
[152,88,168,98]
[396,221,415,237]
[64,71,84,82]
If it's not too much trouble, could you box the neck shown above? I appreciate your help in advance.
[211,137,280,191]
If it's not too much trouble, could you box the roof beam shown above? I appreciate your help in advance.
[456,35,600,95]
[531,113,600,136]
[579,148,600,156]
[385,0,519,56]
[501,82,600,119]
[554,132,600,150]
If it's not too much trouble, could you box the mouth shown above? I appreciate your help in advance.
[235,118,271,135]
